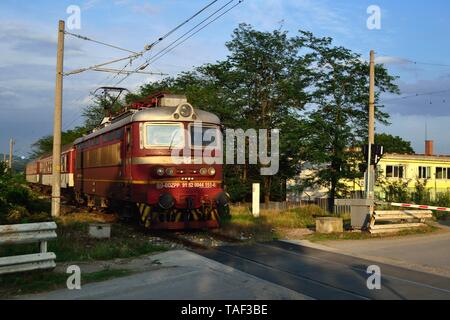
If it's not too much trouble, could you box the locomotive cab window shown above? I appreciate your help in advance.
[189,124,220,147]
[145,123,184,148]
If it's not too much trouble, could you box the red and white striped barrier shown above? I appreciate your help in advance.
[390,202,450,212]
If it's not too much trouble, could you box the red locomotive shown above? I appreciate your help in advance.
[26,93,229,229]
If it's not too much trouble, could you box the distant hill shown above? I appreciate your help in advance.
[0,154,28,173]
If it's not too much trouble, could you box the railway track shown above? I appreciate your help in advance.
[145,229,244,250]
[148,230,450,300]
[194,241,450,300]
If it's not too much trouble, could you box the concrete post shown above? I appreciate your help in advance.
[252,183,260,217]
[51,20,65,218]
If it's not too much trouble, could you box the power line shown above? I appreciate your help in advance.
[64,31,139,54]
[143,0,220,50]
[107,0,221,84]
[147,0,244,67]
[380,89,450,103]
[406,59,450,68]
[91,67,168,76]
[115,0,243,86]
[62,0,222,129]
[376,54,450,69]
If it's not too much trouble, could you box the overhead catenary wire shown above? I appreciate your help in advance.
[62,0,225,130]
[114,0,243,86]
[145,0,245,68]
[143,0,220,50]
[91,67,168,76]
[380,89,450,103]
[107,0,221,84]
[64,31,139,54]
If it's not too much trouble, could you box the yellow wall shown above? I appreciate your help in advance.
[343,154,450,197]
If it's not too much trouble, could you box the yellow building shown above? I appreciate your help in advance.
[345,141,450,200]
[288,140,450,202]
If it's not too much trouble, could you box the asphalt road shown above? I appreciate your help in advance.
[196,241,450,300]
[315,230,450,276]
[22,249,310,300]
[22,241,450,300]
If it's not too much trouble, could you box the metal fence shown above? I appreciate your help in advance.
[233,199,351,214]
[0,222,57,275]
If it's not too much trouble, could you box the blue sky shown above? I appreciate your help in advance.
[1,0,450,157]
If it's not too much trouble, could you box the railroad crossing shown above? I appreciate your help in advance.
[21,241,450,300]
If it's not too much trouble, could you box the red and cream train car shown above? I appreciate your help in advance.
[26,144,75,188]
[27,94,229,229]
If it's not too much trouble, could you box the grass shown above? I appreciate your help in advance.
[219,204,439,242]
[0,220,167,262]
[219,205,331,241]
[0,268,132,298]
[0,219,166,298]
[306,224,439,242]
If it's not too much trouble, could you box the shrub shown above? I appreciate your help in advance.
[0,166,51,224]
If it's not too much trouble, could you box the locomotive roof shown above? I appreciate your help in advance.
[73,106,221,145]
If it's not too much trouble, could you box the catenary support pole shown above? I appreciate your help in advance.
[9,138,14,171]
[51,20,65,218]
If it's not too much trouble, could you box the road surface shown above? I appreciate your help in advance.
[22,241,450,300]
[196,241,450,300]
[309,228,450,277]
[22,249,309,300]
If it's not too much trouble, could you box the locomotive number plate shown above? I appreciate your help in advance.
[156,182,217,189]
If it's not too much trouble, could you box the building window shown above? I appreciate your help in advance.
[436,167,450,179]
[386,165,405,178]
[418,166,431,179]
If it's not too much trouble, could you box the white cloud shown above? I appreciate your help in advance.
[376,56,412,65]
[131,3,160,16]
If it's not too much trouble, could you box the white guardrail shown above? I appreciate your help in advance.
[0,222,57,275]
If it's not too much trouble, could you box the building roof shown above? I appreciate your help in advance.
[383,153,450,162]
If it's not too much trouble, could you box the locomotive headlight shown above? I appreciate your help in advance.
[156,167,165,176]
[208,167,216,176]
[179,104,192,117]
[166,168,174,176]
[199,168,208,176]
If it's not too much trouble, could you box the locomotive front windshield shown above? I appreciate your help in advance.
[146,123,184,147]
[190,124,219,147]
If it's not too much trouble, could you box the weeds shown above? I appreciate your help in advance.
[0,268,132,298]
[0,221,167,262]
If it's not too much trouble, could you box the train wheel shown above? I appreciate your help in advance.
[217,203,230,218]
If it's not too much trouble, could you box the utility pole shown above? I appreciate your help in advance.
[366,50,375,201]
[9,138,14,171]
[51,20,65,218]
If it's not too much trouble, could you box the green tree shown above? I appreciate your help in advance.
[375,133,414,154]
[135,24,315,204]
[83,96,124,131]
[297,31,400,212]
[30,95,123,158]
[30,126,88,158]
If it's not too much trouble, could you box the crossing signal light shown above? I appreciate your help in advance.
[362,144,384,165]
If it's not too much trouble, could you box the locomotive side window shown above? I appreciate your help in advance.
[189,124,220,147]
[145,123,184,148]
[126,127,131,152]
